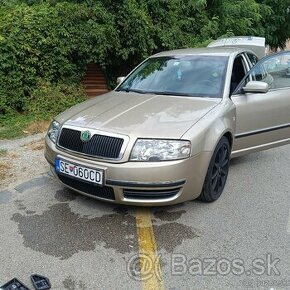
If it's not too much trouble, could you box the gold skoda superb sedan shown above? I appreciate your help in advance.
[45,47,290,205]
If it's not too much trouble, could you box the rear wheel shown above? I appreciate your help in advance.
[199,136,230,202]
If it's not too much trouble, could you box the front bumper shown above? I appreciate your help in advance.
[45,136,211,206]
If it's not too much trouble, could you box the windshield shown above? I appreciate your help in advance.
[117,55,228,98]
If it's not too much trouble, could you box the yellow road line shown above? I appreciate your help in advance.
[136,207,165,290]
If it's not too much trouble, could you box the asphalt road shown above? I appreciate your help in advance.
[0,142,289,289]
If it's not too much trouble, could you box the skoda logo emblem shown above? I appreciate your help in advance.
[81,130,91,142]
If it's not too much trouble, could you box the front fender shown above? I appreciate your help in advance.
[182,99,236,157]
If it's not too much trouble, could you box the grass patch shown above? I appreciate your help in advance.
[24,139,45,151]
[0,161,11,180]
[0,113,51,140]
[0,82,86,140]
[0,148,7,156]
[24,120,51,135]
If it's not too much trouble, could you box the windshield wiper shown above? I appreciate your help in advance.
[117,88,148,94]
[150,91,194,97]
[118,88,195,97]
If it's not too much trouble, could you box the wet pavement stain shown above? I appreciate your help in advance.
[153,222,199,253]
[152,209,199,252]
[113,206,129,215]
[153,209,186,221]
[15,199,26,211]
[25,210,36,215]
[0,190,12,204]
[63,277,87,290]
[55,188,77,202]
[12,203,138,259]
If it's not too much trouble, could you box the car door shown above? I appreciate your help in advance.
[231,51,290,155]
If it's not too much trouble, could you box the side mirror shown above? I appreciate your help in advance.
[243,81,269,94]
[117,76,125,85]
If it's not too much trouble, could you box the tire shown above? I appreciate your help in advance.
[199,136,231,202]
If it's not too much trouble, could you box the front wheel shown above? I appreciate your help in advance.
[199,136,230,202]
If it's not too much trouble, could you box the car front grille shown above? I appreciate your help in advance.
[58,128,124,159]
[58,174,115,200]
[123,188,181,200]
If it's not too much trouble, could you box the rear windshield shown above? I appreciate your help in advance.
[117,55,228,98]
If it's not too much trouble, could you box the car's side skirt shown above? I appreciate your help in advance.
[231,137,290,158]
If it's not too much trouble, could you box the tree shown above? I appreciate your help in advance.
[1,0,289,115]
[256,0,290,49]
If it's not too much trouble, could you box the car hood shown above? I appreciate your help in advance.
[57,91,220,139]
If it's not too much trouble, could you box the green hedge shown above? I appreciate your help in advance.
[0,0,289,118]
[0,1,118,114]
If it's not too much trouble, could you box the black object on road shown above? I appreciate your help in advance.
[0,278,30,290]
[30,275,51,290]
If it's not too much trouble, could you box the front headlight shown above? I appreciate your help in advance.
[130,139,191,161]
[47,120,60,143]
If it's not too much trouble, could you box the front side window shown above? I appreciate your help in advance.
[246,52,258,67]
[117,55,229,98]
[230,55,248,95]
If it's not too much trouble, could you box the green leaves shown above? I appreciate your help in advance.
[0,0,289,115]
[27,81,86,118]
[256,0,290,49]
[0,1,117,113]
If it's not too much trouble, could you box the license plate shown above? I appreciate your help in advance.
[55,159,103,185]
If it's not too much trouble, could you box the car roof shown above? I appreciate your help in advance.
[151,47,248,58]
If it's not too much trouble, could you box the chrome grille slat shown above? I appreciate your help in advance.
[58,128,124,159]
